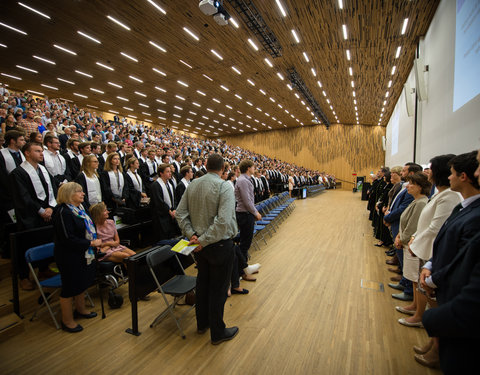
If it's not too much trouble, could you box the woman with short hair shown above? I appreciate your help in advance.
[53,182,101,333]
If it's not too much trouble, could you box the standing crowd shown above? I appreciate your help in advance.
[366,150,480,374]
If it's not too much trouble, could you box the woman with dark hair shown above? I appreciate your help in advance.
[400,155,462,364]
[28,131,43,144]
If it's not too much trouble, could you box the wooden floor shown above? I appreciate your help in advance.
[0,191,440,375]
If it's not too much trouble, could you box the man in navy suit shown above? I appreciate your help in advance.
[384,162,422,300]
[420,150,480,373]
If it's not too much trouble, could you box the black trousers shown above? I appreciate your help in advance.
[195,239,234,341]
[231,245,248,289]
[236,211,255,260]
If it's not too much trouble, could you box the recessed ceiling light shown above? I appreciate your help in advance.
[0,43,6,48]
[177,80,189,87]
[134,91,146,97]
[173,114,181,118]
[173,105,183,110]
[183,27,199,41]
[346,49,351,61]
[303,52,309,62]
[155,86,166,93]
[338,0,343,9]
[202,74,213,81]
[286,84,292,90]
[73,93,88,98]
[108,81,122,88]
[391,66,396,75]
[275,0,287,17]
[157,109,166,113]
[156,99,167,104]
[77,31,101,44]
[1,73,21,80]
[90,87,104,94]
[230,17,239,28]
[87,105,98,109]
[213,98,221,103]
[259,89,266,95]
[235,94,243,100]
[120,52,138,62]
[294,93,300,99]
[18,2,50,19]
[152,67,166,76]
[16,65,37,73]
[100,100,112,105]
[33,55,55,64]
[317,81,322,88]
[109,110,119,114]
[123,106,133,111]
[220,85,229,91]
[388,80,392,88]
[385,91,389,97]
[75,70,92,78]
[129,75,143,83]
[117,96,129,101]
[96,62,114,71]
[395,46,402,59]
[226,104,232,109]
[26,89,42,95]
[57,77,74,84]
[269,97,275,102]
[276,72,284,80]
[192,102,201,107]
[179,59,193,69]
[0,22,27,35]
[149,40,167,53]
[348,67,353,76]
[147,0,166,14]
[246,101,253,106]
[351,81,355,87]
[53,44,77,55]
[342,24,348,39]
[401,18,408,35]
[175,95,185,101]
[352,91,356,97]
[107,15,131,31]
[247,38,259,51]
[264,58,273,67]
[211,49,223,60]
[311,68,316,77]
[247,79,255,86]
[196,90,206,96]
[231,66,241,74]
[322,90,327,96]
[291,29,300,43]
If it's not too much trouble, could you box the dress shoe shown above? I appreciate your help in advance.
[244,263,261,275]
[386,258,399,265]
[395,306,415,315]
[73,311,98,319]
[413,339,433,354]
[211,326,239,345]
[231,288,249,294]
[20,278,35,291]
[390,275,402,282]
[61,322,83,333]
[392,292,413,301]
[398,317,423,327]
[388,283,404,291]
[388,267,402,274]
[197,326,209,334]
[414,347,440,369]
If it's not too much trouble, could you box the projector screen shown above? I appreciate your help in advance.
[453,0,480,111]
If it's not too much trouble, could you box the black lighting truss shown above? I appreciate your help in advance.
[226,0,282,58]
[287,67,330,129]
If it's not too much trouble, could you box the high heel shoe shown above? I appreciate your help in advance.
[413,339,433,354]
[61,321,83,333]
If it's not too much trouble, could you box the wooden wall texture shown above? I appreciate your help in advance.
[223,124,386,188]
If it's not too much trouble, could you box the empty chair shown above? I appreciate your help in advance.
[146,245,196,338]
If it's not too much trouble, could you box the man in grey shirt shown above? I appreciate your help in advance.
[176,153,239,345]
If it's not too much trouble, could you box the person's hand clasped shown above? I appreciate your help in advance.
[91,239,102,247]
[41,207,53,222]
[189,235,203,252]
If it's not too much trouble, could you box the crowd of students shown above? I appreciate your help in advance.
[0,89,330,330]
[366,151,480,373]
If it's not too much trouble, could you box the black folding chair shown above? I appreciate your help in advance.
[146,245,196,338]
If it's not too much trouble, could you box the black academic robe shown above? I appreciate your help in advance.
[0,150,23,216]
[74,173,106,211]
[124,172,143,209]
[99,170,127,211]
[150,181,179,241]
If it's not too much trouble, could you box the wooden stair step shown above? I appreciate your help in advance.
[0,313,24,343]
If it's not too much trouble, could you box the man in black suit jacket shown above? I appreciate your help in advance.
[419,151,480,372]
[58,126,71,150]
[175,165,193,208]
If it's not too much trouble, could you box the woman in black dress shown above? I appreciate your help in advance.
[53,182,102,333]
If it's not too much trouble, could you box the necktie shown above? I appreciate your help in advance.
[166,183,174,209]
[11,151,21,166]
[37,168,49,201]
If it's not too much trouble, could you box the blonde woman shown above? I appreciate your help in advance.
[89,202,135,262]
[74,155,104,210]
[100,152,126,210]
[53,182,101,333]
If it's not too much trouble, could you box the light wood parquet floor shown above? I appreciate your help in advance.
[0,190,440,375]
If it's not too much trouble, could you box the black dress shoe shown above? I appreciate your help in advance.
[231,288,249,295]
[211,327,239,345]
[73,311,98,319]
[61,322,83,333]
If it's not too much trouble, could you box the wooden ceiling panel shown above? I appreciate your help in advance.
[0,0,439,136]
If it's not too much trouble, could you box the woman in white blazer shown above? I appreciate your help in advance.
[396,155,462,329]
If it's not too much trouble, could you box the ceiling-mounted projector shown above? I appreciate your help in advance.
[199,0,219,16]
[213,13,228,26]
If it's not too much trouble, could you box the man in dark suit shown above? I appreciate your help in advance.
[175,165,193,207]
[420,150,480,373]
[384,162,422,300]
[139,149,158,195]
[58,126,71,150]
[10,142,57,290]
